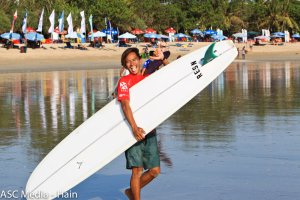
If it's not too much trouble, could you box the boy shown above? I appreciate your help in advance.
[117,48,160,200]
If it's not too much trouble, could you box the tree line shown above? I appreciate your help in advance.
[0,0,299,36]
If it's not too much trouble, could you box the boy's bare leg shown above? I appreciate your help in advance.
[125,167,160,200]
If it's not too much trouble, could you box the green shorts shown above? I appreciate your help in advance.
[125,130,160,170]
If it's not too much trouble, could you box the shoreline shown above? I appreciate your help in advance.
[1,42,300,73]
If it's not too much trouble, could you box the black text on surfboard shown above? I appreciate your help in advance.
[191,61,202,79]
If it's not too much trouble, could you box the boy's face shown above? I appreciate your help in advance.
[125,52,141,75]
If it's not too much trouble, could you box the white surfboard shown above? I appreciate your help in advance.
[25,40,237,200]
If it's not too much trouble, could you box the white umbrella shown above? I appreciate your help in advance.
[65,32,79,39]
[232,33,246,38]
[118,32,136,39]
[254,35,270,40]
[88,31,106,38]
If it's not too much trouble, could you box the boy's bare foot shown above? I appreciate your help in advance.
[125,188,133,200]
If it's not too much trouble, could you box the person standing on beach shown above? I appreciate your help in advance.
[242,46,246,59]
[117,48,160,200]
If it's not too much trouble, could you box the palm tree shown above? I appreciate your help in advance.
[259,0,299,32]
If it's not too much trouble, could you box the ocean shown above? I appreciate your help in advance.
[0,60,299,200]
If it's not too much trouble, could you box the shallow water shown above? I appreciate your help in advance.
[0,61,300,200]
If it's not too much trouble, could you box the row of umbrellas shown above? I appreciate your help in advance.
[3,29,299,41]
[270,32,300,38]
[117,32,190,39]
[131,27,216,36]
[233,31,300,38]
[0,32,44,41]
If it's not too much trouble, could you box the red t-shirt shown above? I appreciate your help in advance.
[117,74,146,101]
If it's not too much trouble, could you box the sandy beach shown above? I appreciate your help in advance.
[1,41,300,73]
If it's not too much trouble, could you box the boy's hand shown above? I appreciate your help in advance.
[133,127,145,141]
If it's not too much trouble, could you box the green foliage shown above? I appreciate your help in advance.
[0,0,300,34]
[0,9,11,32]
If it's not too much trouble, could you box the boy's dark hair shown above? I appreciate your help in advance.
[121,48,141,67]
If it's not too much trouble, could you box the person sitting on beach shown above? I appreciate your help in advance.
[141,47,171,75]
[143,46,149,58]
[150,45,164,61]
[150,41,169,65]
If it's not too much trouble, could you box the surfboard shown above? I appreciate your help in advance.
[25,40,237,200]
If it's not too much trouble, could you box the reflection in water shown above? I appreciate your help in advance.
[167,61,300,151]
[0,63,299,154]
[0,61,300,199]
[0,69,119,157]
[0,62,299,152]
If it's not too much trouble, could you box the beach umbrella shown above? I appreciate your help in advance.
[211,34,227,41]
[144,28,156,34]
[272,32,285,36]
[292,33,300,38]
[165,27,176,34]
[131,28,144,35]
[144,33,160,38]
[118,32,137,39]
[54,26,67,34]
[65,32,79,39]
[174,33,189,38]
[270,34,284,38]
[190,29,202,35]
[204,29,217,35]
[254,35,270,40]
[232,32,246,38]
[158,34,169,39]
[89,31,106,38]
[247,31,260,37]
[0,32,21,40]
[26,27,36,33]
[25,32,44,41]
[102,28,118,35]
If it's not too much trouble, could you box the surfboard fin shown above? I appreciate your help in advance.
[202,42,218,65]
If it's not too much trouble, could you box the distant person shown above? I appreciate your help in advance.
[249,40,253,51]
[242,46,246,59]
[150,41,164,61]
[143,46,149,58]
[141,42,170,75]
[117,48,160,200]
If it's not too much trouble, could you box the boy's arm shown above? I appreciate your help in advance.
[121,100,145,141]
